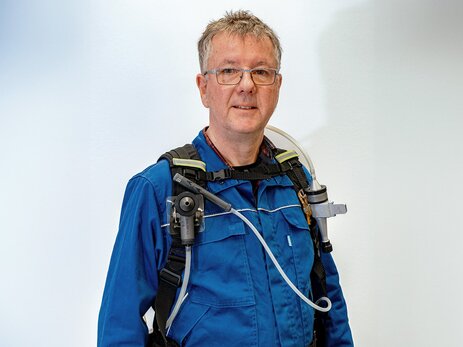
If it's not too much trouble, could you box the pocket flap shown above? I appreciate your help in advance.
[167,301,209,344]
[280,206,309,231]
[195,215,246,245]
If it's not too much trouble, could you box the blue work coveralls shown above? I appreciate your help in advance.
[98,130,353,346]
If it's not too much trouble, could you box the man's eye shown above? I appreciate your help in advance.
[253,69,269,76]
[221,68,239,75]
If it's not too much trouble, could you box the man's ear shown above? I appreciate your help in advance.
[196,74,209,108]
[276,73,283,89]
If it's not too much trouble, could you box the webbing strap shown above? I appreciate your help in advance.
[309,218,329,347]
[276,149,329,329]
[274,149,309,192]
[152,146,203,346]
[154,256,184,344]
[159,144,206,196]
[199,165,282,182]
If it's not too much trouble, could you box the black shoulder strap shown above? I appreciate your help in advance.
[275,148,330,347]
[150,144,206,347]
[274,149,309,190]
[159,144,207,194]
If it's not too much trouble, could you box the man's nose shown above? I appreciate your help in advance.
[237,71,256,93]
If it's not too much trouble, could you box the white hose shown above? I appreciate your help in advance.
[231,208,332,312]
[165,208,331,329]
[265,125,317,180]
[165,245,192,329]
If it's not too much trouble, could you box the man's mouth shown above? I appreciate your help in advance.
[233,105,257,110]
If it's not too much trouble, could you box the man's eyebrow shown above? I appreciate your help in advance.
[219,59,238,66]
[217,59,274,67]
[254,60,273,67]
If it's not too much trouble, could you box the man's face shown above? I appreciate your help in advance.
[196,32,282,139]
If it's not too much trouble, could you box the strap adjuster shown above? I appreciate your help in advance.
[209,169,231,181]
[182,168,202,181]
[159,268,182,287]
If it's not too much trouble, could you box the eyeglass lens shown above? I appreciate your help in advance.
[217,69,275,85]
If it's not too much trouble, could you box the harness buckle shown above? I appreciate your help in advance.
[159,268,182,287]
[211,169,231,181]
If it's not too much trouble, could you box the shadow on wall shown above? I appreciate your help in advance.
[309,1,463,346]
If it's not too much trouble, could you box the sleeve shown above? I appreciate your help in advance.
[320,251,354,346]
[98,175,169,347]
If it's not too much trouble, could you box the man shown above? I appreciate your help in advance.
[98,10,353,347]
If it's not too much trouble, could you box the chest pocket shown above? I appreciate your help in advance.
[188,213,255,307]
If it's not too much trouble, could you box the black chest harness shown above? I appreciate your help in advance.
[148,144,329,347]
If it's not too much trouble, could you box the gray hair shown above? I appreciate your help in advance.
[198,10,282,73]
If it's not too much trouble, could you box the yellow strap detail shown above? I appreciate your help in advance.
[297,189,312,226]
[275,150,299,163]
[172,158,206,172]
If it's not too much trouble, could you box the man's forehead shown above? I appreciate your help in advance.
[211,31,272,48]
[208,33,277,66]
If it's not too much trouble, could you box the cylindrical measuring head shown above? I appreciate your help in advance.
[305,185,328,204]
[175,192,200,216]
[174,191,202,245]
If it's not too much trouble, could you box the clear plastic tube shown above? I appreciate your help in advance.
[265,125,317,180]
[165,206,331,329]
[165,245,192,329]
[231,208,332,312]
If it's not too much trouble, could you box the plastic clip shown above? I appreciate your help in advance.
[211,169,231,181]
[159,268,182,287]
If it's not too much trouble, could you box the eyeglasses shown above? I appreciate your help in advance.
[203,67,279,86]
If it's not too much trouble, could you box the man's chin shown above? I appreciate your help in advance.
[228,123,267,137]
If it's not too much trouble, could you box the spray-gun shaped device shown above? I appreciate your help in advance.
[165,191,204,330]
[306,180,347,253]
[265,125,347,253]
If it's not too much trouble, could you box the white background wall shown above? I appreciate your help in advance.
[1,0,462,346]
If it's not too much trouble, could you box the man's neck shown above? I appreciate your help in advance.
[205,127,263,167]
